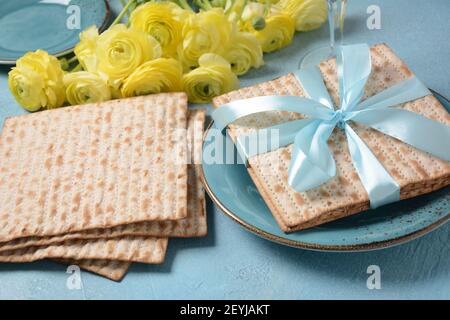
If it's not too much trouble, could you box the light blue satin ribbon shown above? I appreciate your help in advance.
[212,44,450,208]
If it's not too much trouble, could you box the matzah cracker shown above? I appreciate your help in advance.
[0,237,168,264]
[56,259,130,282]
[0,110,207,252]
[0,93,188,243]
[213,43,450,233]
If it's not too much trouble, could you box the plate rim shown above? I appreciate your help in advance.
[0,0,111,65]
[201,89,450,252]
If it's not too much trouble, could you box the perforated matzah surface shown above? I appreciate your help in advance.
[0,110,207,252]
[0,93,188,242]
[213,43,450,233]
[56,259,131,281]
[0,236,168,264]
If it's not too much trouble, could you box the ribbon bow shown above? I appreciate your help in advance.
[212,44,450,208]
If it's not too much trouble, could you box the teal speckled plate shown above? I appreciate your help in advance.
[0,0,110,64]
[201,90,450,251]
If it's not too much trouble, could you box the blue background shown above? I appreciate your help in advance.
[0,0,449,299]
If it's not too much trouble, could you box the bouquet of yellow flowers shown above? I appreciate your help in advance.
[9,0,327,111]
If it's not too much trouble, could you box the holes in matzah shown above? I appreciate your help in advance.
[216,46,450,231]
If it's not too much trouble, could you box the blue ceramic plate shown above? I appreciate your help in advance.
[201,90,450,251]
[0,0,110,64]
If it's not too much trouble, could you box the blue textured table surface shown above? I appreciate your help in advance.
[0,0,449,300]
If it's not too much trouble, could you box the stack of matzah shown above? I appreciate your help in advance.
[213,43,450,233]
[0,92,207,281]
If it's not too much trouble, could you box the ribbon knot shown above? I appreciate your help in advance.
[331,109,346,129]
[212,44,450,209]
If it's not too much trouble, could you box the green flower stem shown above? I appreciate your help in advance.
[59,55,79,71]
[67,56,78,64]
[204,1,213,10]
[119,0,131,20]
[224,0,234,14]
[264,0,270,16]
[112,0,137,26]
[177,0,194,11]
[231,0,248,22]
[70,64,82,72]
[195,0,212,11]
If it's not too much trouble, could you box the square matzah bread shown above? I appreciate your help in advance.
[0,109,207,252]
[213,43,450,233]
[0,236,168,264]
[56,259,131,282]
[0,93,188,242]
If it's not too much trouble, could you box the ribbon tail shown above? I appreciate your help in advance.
[288,120,337,191]
[212,95,334,132]
[294,67,335,110]
[352,77,430,112]
[337,44,372,111]
[350,108,450,161]
[344,123,400,208]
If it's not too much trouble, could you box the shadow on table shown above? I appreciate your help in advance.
[0,64,12,73]
[256,222,450,285]
[0,260,65,272]
[132,196,217,274]
[0,197,217,277]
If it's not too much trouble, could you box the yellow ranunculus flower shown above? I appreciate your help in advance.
[256,0,281,3]
[109,86,124,100]
[182,53,239,103]
[239,3,267,32]
[130,2,189,58]
[74,25,99,72]
[179,8,232,71]
[225,32,264,76]
[8,50,65,111]
[251,12,295,53]
[95,24,162,88]
[227,0,248,23]
[121,58,183,97]
[279,0,328,31]
[64,71,111,105]
[241,2,266,24]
